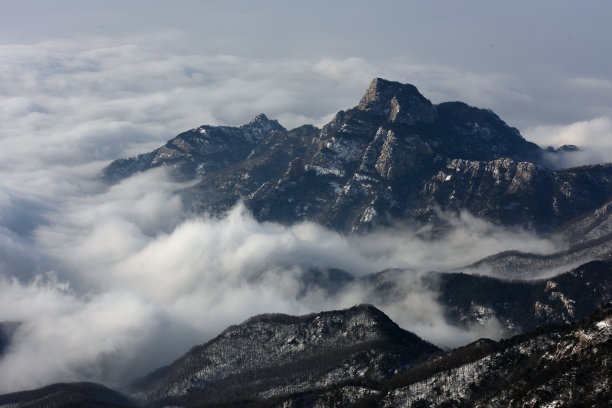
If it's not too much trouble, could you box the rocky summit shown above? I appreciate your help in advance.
[104,78,612,233]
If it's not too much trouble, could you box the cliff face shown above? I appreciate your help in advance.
[104,78,612,233]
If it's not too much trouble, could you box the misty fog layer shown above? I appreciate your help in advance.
[524,117,612,169]
[0,164,561,393]
[0,37,607,393]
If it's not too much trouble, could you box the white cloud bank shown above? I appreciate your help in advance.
[524,116,612,168]
[0,36,604,393]
[0,167,559,392]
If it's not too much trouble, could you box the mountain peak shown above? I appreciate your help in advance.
[357,78,435,124]
[242,113,285,132]
[131,304,440,405]
[234,113,286,144]
[250,112,271,124]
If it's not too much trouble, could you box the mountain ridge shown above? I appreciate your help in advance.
[104,78,612,234]
[2,305,610,407]
[129,304,441,406]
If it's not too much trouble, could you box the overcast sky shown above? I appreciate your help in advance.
[1,0,612,393]
[3,1,612,129]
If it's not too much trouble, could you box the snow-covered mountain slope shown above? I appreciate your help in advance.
[2,305,611,407]
[379,304,612,407]
[129,304,440,407]
[267,305,612,407]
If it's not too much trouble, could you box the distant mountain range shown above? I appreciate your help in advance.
[2,78,611,406]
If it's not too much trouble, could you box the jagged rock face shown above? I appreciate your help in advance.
[130,305,440,406]
[104,78,612,233]
[245,79,551,232]
[103,114,287,181]
[422,159,612,230]
[357,78,436,125]
[186,124,319,216]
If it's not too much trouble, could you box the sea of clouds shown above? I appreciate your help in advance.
[0,37,610,393]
